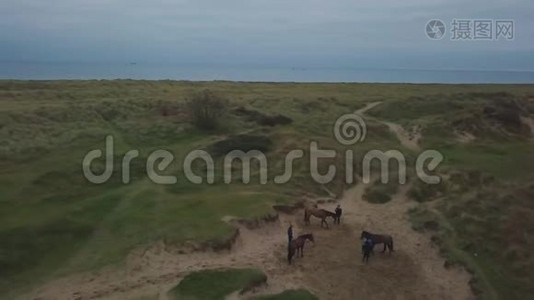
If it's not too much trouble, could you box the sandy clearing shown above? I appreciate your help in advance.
[22,181,474,300]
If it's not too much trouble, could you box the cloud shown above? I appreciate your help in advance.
[0,0,533,70]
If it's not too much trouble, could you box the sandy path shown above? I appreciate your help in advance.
[520,115,534,137]
[355,101,421,151]
[356,101,383,115]
[22,181,474,300]
[382,122,421,151]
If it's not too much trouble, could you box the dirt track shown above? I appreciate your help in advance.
[356,101,421,151]
[23,181,474,300]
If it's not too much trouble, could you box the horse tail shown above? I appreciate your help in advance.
[389,237,394,252]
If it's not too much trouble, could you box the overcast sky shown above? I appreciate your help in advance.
[1,0,533,70]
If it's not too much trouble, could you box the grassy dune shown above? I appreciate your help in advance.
[168,268,267,300]
[1,80,534,298]
[254,289,318,300]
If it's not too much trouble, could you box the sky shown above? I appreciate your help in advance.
[1,0,533,71]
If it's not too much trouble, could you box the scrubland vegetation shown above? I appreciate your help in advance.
[1,80,534,299]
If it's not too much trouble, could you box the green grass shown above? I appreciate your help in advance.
[408,179,446,203]
[409,183,534,299]
[254,289,318,300]
[168,268,267,300]
[1,80,534,298]
[439,142,534,180]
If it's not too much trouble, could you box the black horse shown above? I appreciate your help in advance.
[288,233,314,264]
[361,230,394,253]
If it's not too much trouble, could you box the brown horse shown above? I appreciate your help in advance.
[304,208,336,228]
[288,233,314,264]
[361,230,394,253]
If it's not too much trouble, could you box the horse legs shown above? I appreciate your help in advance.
[300,246,304,257]
[322,218,329,229]
[382,243,387,253]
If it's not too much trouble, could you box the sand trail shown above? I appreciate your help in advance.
[23,182,473,300]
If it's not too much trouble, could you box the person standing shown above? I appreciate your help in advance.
[362,237,374,263]
[287,223,293,246]
[334,205,342,224]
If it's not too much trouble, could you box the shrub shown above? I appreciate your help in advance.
[168,268,267,300]
[232,107,293,126]
[258,114,292,126]
[408,180,446,202]
[363,181,398,204]
[186,89,228,130]
[364,189,391,204]
[208,135,273,157]
[254,289,319,300]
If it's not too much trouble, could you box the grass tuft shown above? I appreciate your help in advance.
[168,268,267,300]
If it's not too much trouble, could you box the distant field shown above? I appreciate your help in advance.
[1,80,534,299]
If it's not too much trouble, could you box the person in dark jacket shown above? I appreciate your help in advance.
[287,223,293,246]
[334,205,342,224]
[362,238,374,263]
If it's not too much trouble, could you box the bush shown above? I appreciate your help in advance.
[364,189,391,204]
[258,114,292,126]
[232,107,293,126]
[408,207,441,232]
[408,180,446,202]
[208,135,273,157]
[254,289,318,300]
[186,89,228,130]
[363,181,398,204]
[168,268,267,300]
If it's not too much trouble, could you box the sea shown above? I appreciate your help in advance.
[1,62,534,84]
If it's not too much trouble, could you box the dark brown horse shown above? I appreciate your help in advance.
[361,230,394,253]
[288,233,314,264]
[304,208,336,228]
